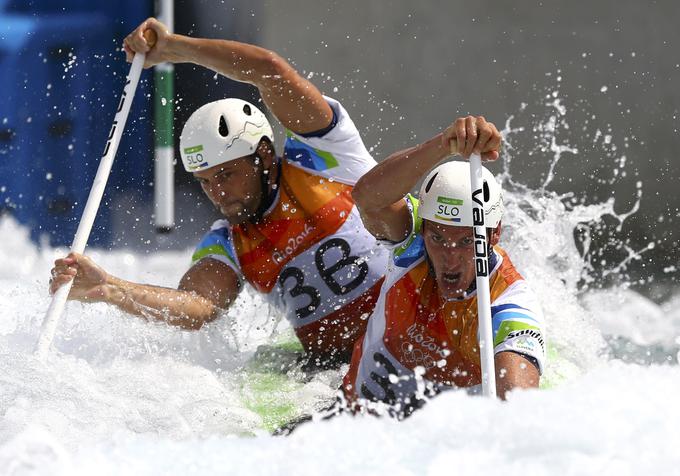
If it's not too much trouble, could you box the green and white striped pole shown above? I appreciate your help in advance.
[153,0,174,232]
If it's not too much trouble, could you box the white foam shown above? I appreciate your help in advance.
[1,85,679,473]
[3,184,676,473]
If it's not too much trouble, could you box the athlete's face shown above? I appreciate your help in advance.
[193,141,277,225]
[194,155,263,225]
[423,220,501,301]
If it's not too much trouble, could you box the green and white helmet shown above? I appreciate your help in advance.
[418,161,503,227]
[179,98,274,172]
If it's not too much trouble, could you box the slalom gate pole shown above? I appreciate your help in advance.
[469,153,497,397]
[36,45,150,360]
[153,0,175,232]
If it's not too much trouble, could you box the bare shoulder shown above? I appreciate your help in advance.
[357,199,412,244]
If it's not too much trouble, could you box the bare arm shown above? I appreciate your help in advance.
[123,17,332,135]
[50,253,240,330]
[494,351,540,400]
[352,116,502,242]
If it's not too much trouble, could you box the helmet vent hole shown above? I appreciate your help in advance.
[483,181,490,202]
[424,172,438,193]
[243,104,252,116]
[218,116,229,137]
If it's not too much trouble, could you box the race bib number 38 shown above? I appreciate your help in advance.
[278,236,371,324]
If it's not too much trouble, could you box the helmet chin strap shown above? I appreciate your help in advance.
[251,152,281,222]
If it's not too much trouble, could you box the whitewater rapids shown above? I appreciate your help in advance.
[2,172,679,475]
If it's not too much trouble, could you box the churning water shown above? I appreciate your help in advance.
[1,87,679,475]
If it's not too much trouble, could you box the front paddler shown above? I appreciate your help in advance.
[343,115,546,416]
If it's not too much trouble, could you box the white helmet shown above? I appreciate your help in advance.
[179,98,274,172]
[418,161,503,227]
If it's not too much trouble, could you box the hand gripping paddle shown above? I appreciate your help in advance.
[36,31,157,360]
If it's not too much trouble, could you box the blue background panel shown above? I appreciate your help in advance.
[0,1,152,247]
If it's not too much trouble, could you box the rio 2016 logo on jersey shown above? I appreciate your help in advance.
[434,196,463,222]
[272,222,316,264]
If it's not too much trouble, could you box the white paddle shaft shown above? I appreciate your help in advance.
[36,52,147,360]
[469,153,497,397]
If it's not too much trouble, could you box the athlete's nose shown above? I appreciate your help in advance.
[443,246,465,268]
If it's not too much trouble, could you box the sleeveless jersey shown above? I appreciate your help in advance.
[191,97,388,357]
[343,195,546,408]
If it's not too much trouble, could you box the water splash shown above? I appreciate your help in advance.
[498,73,676,373]
[0,72,678,466]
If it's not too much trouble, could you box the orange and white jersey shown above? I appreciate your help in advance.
[343,196,546,410]
[191,97,388,357]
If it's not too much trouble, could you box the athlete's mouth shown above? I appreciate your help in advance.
[442,272,462,284]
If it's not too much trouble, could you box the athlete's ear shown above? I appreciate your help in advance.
[256,138,276,170]
[489,222,502,246]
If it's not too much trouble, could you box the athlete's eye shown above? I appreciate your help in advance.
[460,237,474,246]
[431,234,444,244]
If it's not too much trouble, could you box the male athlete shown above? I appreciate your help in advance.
[50,18,388,366]
[343,116,546,415]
